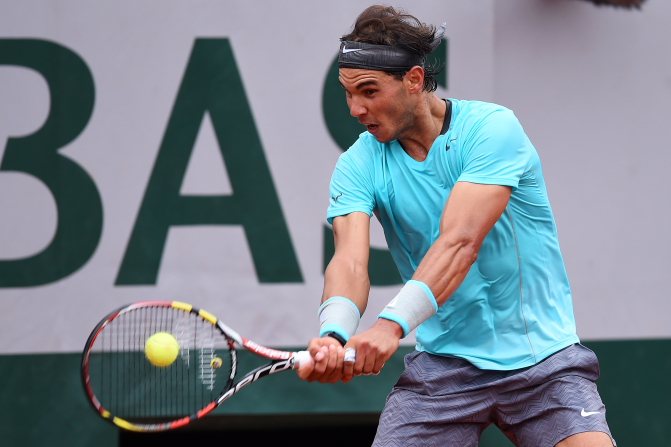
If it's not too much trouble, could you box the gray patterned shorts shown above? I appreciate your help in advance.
[373,344,615,447]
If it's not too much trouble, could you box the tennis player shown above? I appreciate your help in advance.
[297,6,615,447]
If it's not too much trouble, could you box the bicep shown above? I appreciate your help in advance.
[439,182,511,250]
[332,212,370,264]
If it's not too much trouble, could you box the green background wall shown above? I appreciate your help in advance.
[1,339,668,446]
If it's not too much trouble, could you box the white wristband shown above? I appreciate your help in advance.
[318,296,360,342]
[378,280,438,338]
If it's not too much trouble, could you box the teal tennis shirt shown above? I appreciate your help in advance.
[326,99,579,370]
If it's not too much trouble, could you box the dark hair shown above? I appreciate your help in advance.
[341,5,444,93]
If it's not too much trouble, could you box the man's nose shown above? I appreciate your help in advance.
[349,97,367,117]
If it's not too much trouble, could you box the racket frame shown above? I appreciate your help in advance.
[81,300,304,432]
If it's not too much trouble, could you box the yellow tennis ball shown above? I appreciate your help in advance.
[210,357,223,369]
[145,332,179,367]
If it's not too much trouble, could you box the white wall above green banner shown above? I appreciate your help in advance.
[0,0,669,353]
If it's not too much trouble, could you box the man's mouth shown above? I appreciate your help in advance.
[364,124,379,134]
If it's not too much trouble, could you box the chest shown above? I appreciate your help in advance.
[373,139,461,238]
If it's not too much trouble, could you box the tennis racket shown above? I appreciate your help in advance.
[81,300,312,432]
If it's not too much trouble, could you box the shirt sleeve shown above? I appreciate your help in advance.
[326,145,375,225]
[457,109,534,191]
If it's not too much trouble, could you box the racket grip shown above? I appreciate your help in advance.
[292,350,312,369]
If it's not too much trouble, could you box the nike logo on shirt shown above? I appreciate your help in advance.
[581,409,601,417]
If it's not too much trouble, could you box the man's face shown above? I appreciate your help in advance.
[339,68,416,143]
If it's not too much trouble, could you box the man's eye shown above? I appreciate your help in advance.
[365,90,376,96]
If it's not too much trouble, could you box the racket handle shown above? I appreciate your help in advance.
[292,350,312,369]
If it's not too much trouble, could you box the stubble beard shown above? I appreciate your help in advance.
[377,91,417,144]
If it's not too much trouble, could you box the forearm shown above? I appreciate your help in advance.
[412,233,477,306]
[322,255,370,315]
[300,220,371,382]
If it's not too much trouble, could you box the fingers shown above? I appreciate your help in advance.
[349,339,377,376]
[363,352,377,375]
[342,348,355,382]
[309,345,329,379]
[300,332,395,383]
[307,337,329,358]
[345,324,398,377]
[317,344,340,383]
[295,355,315,380]
[373,359,385,376]
[305,341,343,383]
[353,347,366,375]
[324,346,345,383]
[314,346,326,364]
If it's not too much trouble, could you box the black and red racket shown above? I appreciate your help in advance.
[81,301,312,432]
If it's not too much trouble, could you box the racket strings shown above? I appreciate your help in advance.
[87,305,235,423]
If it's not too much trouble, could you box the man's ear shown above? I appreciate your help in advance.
[405,66,425,94]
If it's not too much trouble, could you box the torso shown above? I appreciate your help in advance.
[327,99,579,370]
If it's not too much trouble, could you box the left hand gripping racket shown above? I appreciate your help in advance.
[81,301,311,432]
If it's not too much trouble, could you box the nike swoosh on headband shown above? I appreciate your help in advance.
[342,46,363,53]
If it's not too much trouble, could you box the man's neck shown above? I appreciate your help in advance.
[397,95,446,162]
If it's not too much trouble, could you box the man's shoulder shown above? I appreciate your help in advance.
[340,131,383,161]
[452,99,513,121]
[450,99,522,139]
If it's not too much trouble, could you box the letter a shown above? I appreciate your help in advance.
[116,39,302,285]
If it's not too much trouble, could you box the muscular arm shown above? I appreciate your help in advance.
[296,212,371,382]
[322,212,371,313]
[343,182,511,377]
[414,182,512,305]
